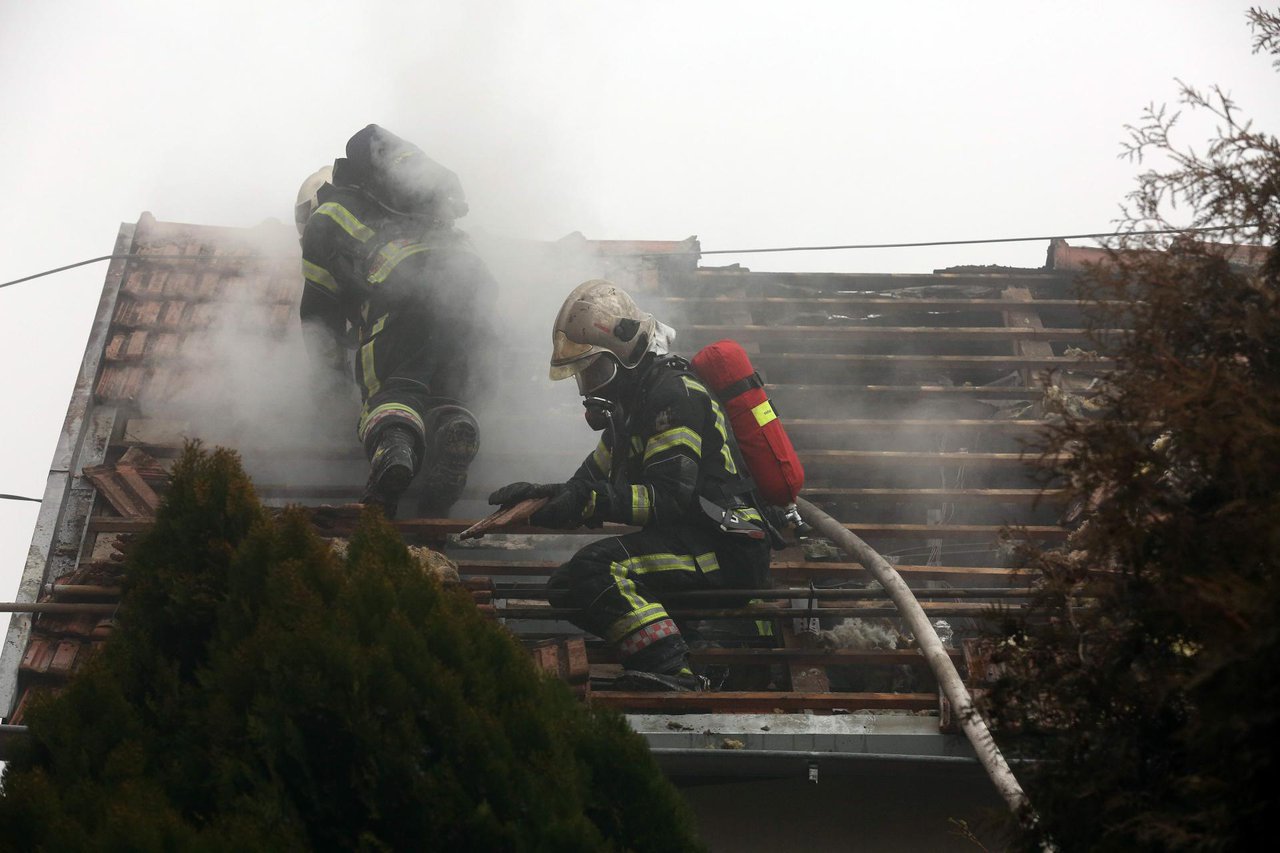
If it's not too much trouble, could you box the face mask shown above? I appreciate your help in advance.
[574,354,618,396]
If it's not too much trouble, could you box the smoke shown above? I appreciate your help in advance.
[135,223,365,499]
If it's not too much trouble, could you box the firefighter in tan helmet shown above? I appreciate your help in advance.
[296,125,494,518]
[490,280,773,691]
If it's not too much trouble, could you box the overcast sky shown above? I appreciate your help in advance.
[1,1,1276,635]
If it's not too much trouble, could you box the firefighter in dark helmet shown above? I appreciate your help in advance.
[296,124,497,518]
[490,281,773,691]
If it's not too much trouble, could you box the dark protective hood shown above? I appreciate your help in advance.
[341,124,469,221]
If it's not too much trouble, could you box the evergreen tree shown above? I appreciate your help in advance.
[985,10,1280,851]
[0,446,703,852]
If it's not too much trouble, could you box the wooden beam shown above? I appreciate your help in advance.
[657,295,1120,312]
[454,559,1027,585]
[683,324,1108,343]
[688,647,962,668]
[802,487,1066,504]
[89,515,1063,539]
[590,690,939,713]
[752,352,1111,369]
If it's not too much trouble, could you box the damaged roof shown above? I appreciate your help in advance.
[3,214,1108,778]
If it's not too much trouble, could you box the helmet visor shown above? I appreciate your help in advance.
[549,329,596,381]
[573,353,619,395]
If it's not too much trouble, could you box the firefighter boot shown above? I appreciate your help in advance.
[361,425,419,518]
[418,408,480,516]
[613,630,708,692]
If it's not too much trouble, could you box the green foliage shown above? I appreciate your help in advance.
[0,445,703,852]
[985,11,1280,851]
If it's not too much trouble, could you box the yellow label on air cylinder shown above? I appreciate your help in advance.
[751,400,777,427]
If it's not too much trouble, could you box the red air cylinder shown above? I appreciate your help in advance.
[691,339,805,506]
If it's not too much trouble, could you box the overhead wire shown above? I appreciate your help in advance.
[1,494,41,504]
[0,253,269,290]
[0,223,1259,290]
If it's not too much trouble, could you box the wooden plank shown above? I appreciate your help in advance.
[454,559,1026,585]
[802,487,1066,504]
[656,295,1120,312]
[690,269,1075,291]
[752,352,1111,369]
[682,324,1106,342]
[786,418,1052,436]
[590,690,939,713]
[766,384,1098,400]
[499,603,1023,620]
[89,516,1063,539]
[799,449,1054,468]
[688,647,963,668]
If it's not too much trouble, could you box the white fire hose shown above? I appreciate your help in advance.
[795,498,1036,822]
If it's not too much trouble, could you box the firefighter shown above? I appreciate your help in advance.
[490,281,773,691]
[297,125,497,518]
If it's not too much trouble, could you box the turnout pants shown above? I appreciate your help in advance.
[354,315,480,515]
[547,525,770,673]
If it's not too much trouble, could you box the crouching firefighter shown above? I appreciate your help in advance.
[490,280,775,691]
[296,124,497,518]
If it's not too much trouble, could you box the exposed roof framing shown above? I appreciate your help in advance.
[3,216,1109,772]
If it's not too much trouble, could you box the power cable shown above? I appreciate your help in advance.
[0,223,1259,290]
[1,494,41,504]
[1,253,268,290]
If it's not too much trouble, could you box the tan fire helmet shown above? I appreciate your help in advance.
[294,165,334,236]
[549,280,658,394]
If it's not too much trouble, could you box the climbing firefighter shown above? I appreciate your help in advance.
[296,124,497,517]
[490,281,774,691]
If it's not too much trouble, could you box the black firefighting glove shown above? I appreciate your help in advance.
[487,482,563,507]
[528,480,594,530]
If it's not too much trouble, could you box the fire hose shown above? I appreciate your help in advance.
[795,497,1037,825]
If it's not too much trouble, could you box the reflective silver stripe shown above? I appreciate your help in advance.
[606,602,669,643]
[302,259,339,294]
[681,376,737,475]
[358,314,389,398]
[315,202,375,242]
[357,402,424,443]
[693,551,721,574]
[630,485,652,525]
[626,552,701,574]
[367,239,432,284]
[608,562,651,616]
[643,426,702,462]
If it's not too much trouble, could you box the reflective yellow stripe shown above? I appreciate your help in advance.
[682,376,737,475]
[302,259,339,294]
[581,490,597,519]
[631,436,645,455]
[751,399,777,427]
[749,598,775,636]
[315,202,375,242]
[643,427,702,462]
[360,340,379,397]
[367,239,432,284]
[606,602,669,643]
[693,551,721,574]
[624,552,701,575]
[609,562,649,615]
[357,402,425,442]
[591,439,612,474]
[358,315,388,398]
[630,485,652,525]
